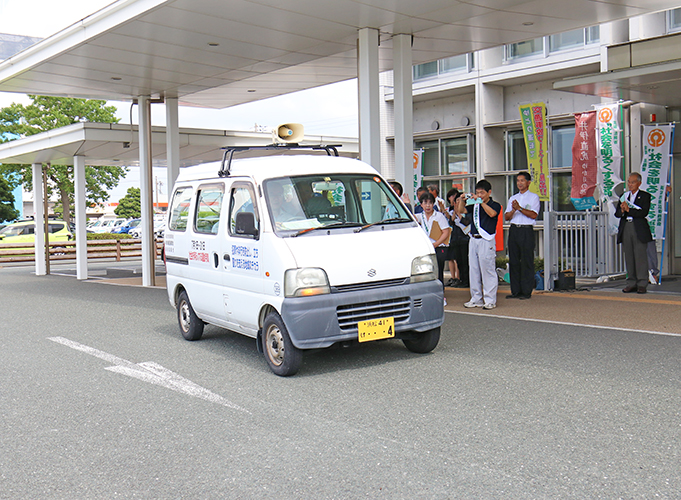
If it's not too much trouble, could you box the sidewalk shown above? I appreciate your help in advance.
[445,278,681,336]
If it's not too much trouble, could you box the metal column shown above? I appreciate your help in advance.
[357,27,381,170]
[393,34,413,200]
[74,155,88,280]
[138,95,156,286]
[31,162,46,276]
[166,97,180,201]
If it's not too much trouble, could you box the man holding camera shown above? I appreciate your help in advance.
[457,179,500,310]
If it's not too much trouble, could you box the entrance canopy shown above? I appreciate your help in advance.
[0,122,359,167]
[0,0,678,108]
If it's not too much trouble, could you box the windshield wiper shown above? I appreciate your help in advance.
[354,217,412,233]
[291,221,362,237]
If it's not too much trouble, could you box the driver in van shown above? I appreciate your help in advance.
[296,181,331,218]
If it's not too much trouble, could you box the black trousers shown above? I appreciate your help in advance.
[435,246,447,289]
[450,240,469,286]
[508,225,535,297]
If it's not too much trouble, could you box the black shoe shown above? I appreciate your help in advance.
[446,279,455,287]
[519,295,531,300]
[637,287,647,294]
[622,286,637,293]
[506,294,520,299]
[456,282,469,288]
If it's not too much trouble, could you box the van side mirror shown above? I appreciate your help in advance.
[235,211,259,239]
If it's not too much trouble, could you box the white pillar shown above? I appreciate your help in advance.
[393,34,413,200]
[74,155,88,280]
[357,27,381,170]
[166,97,180,202]
[32,162,46,276]
[138,95,156,286]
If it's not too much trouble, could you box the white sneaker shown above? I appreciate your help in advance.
[443,298,447,306]
[464,301,483,308]
[483,303,496,310]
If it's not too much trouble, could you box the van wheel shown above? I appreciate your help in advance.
[262,312,302,376]
[177,290,204,341]
[403,327,440,353]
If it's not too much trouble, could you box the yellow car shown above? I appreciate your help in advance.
[0,219,73,244]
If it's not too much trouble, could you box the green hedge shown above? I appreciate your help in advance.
[84,233,133,240]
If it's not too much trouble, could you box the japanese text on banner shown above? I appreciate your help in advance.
[640,124,673,240]
[596,104,623,235]
[519,103,549,201]
[570,111,598,210]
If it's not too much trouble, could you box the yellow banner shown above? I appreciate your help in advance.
[519,102,549,201]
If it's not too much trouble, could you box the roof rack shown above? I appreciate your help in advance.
[218,143,341,177]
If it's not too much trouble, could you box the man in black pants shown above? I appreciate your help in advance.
[616,172,653,294]
[504,172,540,300]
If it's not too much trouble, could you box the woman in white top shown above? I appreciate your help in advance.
[418,192,451,291]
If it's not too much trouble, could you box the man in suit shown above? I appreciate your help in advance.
[616,172,653,294]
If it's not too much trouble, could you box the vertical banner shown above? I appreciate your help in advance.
[570,111,598,210]
[640,124,674,240]
[596,104,623,235]
[412,149,423,205]
[519,103,549,201]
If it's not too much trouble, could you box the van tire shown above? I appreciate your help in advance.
[262,312,302,376]
[177,290,204,341]
[402,327,440,354]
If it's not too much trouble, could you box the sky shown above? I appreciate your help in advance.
[0,0,359,202]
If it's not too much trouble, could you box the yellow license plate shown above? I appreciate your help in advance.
[358,317,395,342]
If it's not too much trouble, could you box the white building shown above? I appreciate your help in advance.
[378,9,681,276]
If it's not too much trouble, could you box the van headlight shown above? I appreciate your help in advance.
[410,254,437,283]
[284,268,331,297]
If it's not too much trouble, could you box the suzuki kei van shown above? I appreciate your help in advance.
[165,148,444,376]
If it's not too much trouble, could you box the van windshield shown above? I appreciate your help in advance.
[263,174,412,234]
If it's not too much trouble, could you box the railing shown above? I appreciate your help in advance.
[545,211,625,283]
[0,238,164,263]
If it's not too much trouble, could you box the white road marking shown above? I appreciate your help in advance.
[48,336,249,413]
[447,310,681,337]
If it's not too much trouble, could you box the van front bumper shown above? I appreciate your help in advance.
[280,280,444,349]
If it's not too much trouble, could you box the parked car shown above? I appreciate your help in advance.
[87,218,129,234]
[130,219,166,239]
[0,219,73,243]
[112,218,141,234]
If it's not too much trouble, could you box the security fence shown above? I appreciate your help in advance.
[543,210,625,288]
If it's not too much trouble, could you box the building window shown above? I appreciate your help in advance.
[506,130,528,171]
[505,37,543,60]
[669,8,681,32]
[549,27,600,53]
[416,135,476,199]
[413,54,473,81]
[413,61,438,80]
[551,125,576,212]
[439,54,468,74]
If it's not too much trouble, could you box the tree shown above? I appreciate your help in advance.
[115,187,141,218]
[0,173,19,223]
[0,95,128,225]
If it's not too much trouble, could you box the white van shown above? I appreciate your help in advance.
[164,147,444,376]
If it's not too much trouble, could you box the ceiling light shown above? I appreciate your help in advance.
[247,89,256,93]
[111,76,122,81]
[208,42,220,47]
[522,21,534,26]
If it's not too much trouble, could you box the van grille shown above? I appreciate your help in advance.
[333,277,409,293]
[337,297,411,332]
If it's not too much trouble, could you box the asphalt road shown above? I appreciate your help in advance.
[2,266,681,499]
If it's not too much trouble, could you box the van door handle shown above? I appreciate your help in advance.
[223,254,230,261]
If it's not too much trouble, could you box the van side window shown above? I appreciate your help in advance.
[195,185,224,234]
[229,186,259,238]
[168,187,193,231]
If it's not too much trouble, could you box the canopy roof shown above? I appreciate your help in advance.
[0,0,678,109]
[0,122,358,167]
